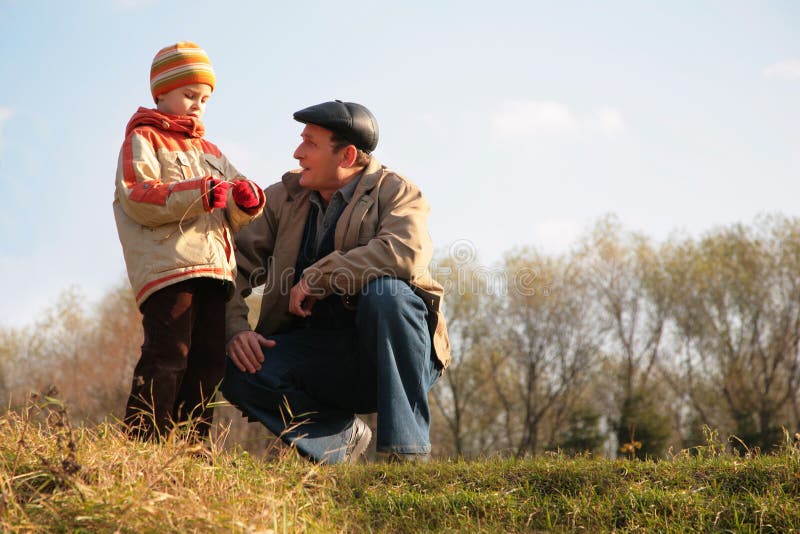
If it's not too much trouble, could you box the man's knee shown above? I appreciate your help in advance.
[359,277,416,313]
[357,277,427,327]
[220,361,247,404]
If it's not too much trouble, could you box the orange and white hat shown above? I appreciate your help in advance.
[150,41,215,103]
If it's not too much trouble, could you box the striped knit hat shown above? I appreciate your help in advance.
[150,41,216,102]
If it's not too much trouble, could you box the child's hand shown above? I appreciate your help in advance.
[232,179,265,212]
[209,178,230,209]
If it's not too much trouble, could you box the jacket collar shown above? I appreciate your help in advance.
[125,107,205,138]
[354,157,383,194]
[281,157,383,201]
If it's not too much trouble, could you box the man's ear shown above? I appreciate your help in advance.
[339,145,358,168]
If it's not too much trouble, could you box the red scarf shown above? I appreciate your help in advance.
[125,107,205,138]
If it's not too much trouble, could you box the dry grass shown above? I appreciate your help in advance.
[2,391,800,533]
[0,390,334,532]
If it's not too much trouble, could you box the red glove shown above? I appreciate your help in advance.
[232,179,264,213]
[208,178,230,209]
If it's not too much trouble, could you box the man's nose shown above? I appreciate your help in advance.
[293,146,303,160]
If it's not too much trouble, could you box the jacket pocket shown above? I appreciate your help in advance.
[351,196,376,246]
[149,215,214,273]
[176,152,194,179]
[205,211,234,267]
[203,155,227,179]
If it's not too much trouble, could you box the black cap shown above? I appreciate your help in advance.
[293,100,379,153]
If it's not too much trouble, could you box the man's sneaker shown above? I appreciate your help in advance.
[343,417,372,463]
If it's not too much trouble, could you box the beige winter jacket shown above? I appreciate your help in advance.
[226,157,451,369]
[114,107,264,306]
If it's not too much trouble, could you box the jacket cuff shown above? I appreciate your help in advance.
[200,176,213,212]
[299,266,334,299]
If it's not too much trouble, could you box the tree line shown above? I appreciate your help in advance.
[2,214,799,458]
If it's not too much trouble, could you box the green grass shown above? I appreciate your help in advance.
[1,398,799,532]
[331,455,800,533]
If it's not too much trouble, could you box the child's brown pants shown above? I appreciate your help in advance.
[124,277,227,441]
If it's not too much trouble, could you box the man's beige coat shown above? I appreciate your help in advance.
[226,157,451,368]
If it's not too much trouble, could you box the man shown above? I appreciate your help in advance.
[222,100,450,463]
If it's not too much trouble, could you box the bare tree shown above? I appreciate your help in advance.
[495,249,600,456]
[429,253,502,457]
[666,217,800,451]
[576,217,673,457]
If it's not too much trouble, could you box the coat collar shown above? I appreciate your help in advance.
[281,157,384,201]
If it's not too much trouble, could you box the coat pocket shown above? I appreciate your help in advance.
[350,196,376,246]
[203,155,227,179]
[176,152,194,179]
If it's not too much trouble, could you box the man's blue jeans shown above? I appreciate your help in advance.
[221,278,440,463]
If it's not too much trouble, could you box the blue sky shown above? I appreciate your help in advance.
[1,0,798,327]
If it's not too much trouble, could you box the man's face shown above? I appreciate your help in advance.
[156,83,212,119]
[293,124,345,194]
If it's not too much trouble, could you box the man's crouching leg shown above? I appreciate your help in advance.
[221,330,371,464]
[356,277,440,461]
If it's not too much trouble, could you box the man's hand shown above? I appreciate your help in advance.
[289,278,317,317]
[226,330,275,373]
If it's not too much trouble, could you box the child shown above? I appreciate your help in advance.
[113,41,266,441]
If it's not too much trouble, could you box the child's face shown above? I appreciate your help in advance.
[156,83,212,119]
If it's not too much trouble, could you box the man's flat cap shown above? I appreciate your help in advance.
[293,100,379,153]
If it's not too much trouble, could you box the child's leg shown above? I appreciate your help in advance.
[173,279,227,439]
[124,279,198,440]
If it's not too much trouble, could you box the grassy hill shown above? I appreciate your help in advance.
[2,396,799,532]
